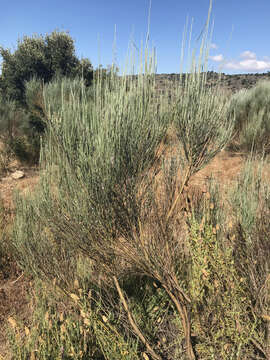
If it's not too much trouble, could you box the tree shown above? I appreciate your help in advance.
[0,30,93,105]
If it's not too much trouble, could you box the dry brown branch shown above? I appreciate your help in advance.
[113,276,162,360]
[161,281,196,360]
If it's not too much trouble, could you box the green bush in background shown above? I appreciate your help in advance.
[0,30,94,106]
[229,80,270,154]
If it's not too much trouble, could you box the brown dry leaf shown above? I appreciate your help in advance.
[74,279,79,288]
[199,216,205,232]
[80,310,86,318]
[60,324,66,334]
[83,318,91,326]
[44,311,49,322]
[102,315,108,323]
[7,317,17,329]
[205,192,211,200]
[202,269,209,278]
[70,293,80,302]
[142,352,150,360]
[59,312,64,322]
[24,326,30,336]
[261,314,270,321]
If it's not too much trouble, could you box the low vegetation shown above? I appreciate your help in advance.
[228,80,270,154]
[0,5,270,360]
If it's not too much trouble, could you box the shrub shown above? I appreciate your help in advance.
[228,80,270,154]
[172,74,234,183]
[229,157,270,358]
[0,30,93,105]
[0,83,45,165]
[11,2,263,358]
[0,198,15,280]
[11,66,172,358]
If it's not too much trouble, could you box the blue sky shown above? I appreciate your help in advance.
[1,0,270,75]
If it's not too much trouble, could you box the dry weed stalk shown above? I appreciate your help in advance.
[113,276,161,360]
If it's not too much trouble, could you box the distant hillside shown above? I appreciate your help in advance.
[122,71,270,103]
[153,71,270,94]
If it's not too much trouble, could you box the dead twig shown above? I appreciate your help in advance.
[113,276,162,360]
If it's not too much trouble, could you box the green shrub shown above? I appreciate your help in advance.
[24,77,47,134]
[0,86,44,165]
[172,76,234,183]
[187,216,257,359]
[10,2,267,358]
[0,30,93,105]
[0,97,17,141]
[229,157,270,358]
[0,198,15,280]
[7,134,40,164]
[228,80,270,154]
[6,279,104,359]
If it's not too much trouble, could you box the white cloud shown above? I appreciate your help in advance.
[225,59,270,71]
[240,50,256,59]
[210,43,218,50]
[224,51,270,71]
[209,54,224,62]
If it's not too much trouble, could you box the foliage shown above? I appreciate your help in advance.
[172,75,234,184]
[187,216,256,359]
[6,279,104,359]
[24,77,46,134]
[229,157,270,358]
[0,92,43,164]
[0,96,17,141]
[5,2,269,358]
[0,94,32,167]
[10,66,237,360]
[0,198,14,279]
[11,58,169,275]
[0,30,93,105]
[228,80,270,153]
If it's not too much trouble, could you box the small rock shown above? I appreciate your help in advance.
[11,170,25,180]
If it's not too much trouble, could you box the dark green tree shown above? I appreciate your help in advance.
[0,30,93,105]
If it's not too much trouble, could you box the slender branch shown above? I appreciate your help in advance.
[162,284,196,360]
[166,167,191,222]
[250,338,267,359]
[113,276,161,360]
